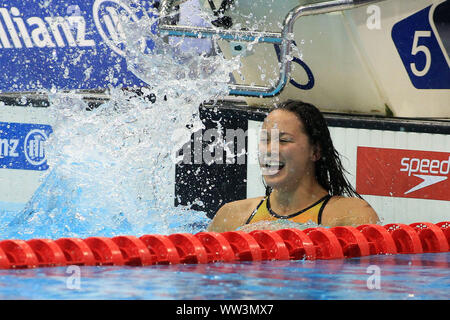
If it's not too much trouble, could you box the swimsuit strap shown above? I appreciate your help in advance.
[246,194,332,225]
[245,196,267,225]
[317,195,332,225]
[267,194,332,220]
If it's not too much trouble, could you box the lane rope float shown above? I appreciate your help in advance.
[0,221,448,269]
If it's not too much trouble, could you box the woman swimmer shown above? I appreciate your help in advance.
[208,100,379,232]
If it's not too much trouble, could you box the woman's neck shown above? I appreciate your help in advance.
[270,178,328,215]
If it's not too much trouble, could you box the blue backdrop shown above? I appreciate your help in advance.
[0,0,156,92]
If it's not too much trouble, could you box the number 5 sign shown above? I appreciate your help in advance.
[392,1,450,89]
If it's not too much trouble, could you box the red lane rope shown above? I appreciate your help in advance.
[0,221,448,269]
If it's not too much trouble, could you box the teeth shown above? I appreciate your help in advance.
[265,162,284,167]
[259,155,285,170]
[261,164,283,175]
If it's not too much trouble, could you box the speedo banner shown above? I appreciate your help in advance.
[356,146,450,201]
[0,0,155,92]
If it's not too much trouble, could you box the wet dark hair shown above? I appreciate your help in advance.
[264,100,362,198]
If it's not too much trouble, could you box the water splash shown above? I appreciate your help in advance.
[2,3,239,240]
[236,219,322,232]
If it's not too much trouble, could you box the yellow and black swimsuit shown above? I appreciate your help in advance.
[245,194,332,225]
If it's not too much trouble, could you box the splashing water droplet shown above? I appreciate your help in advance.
[2,6,240,240]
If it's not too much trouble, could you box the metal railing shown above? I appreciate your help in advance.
[158,0,386,97]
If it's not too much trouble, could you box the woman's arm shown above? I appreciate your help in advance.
[207,202,238,232]
[207,198,262,232]
[321,197,380,227]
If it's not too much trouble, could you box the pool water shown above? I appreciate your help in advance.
[0,252,448,300]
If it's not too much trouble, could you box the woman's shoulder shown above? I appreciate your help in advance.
[207,196,265,232]
[326,195,370,207]
[223,196,266,212]
[321,195,379,227]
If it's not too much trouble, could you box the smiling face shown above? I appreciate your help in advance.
[259,109,319,191]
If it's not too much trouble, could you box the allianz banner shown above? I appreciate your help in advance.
[0,0,155,92]
[0,121,53,171]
